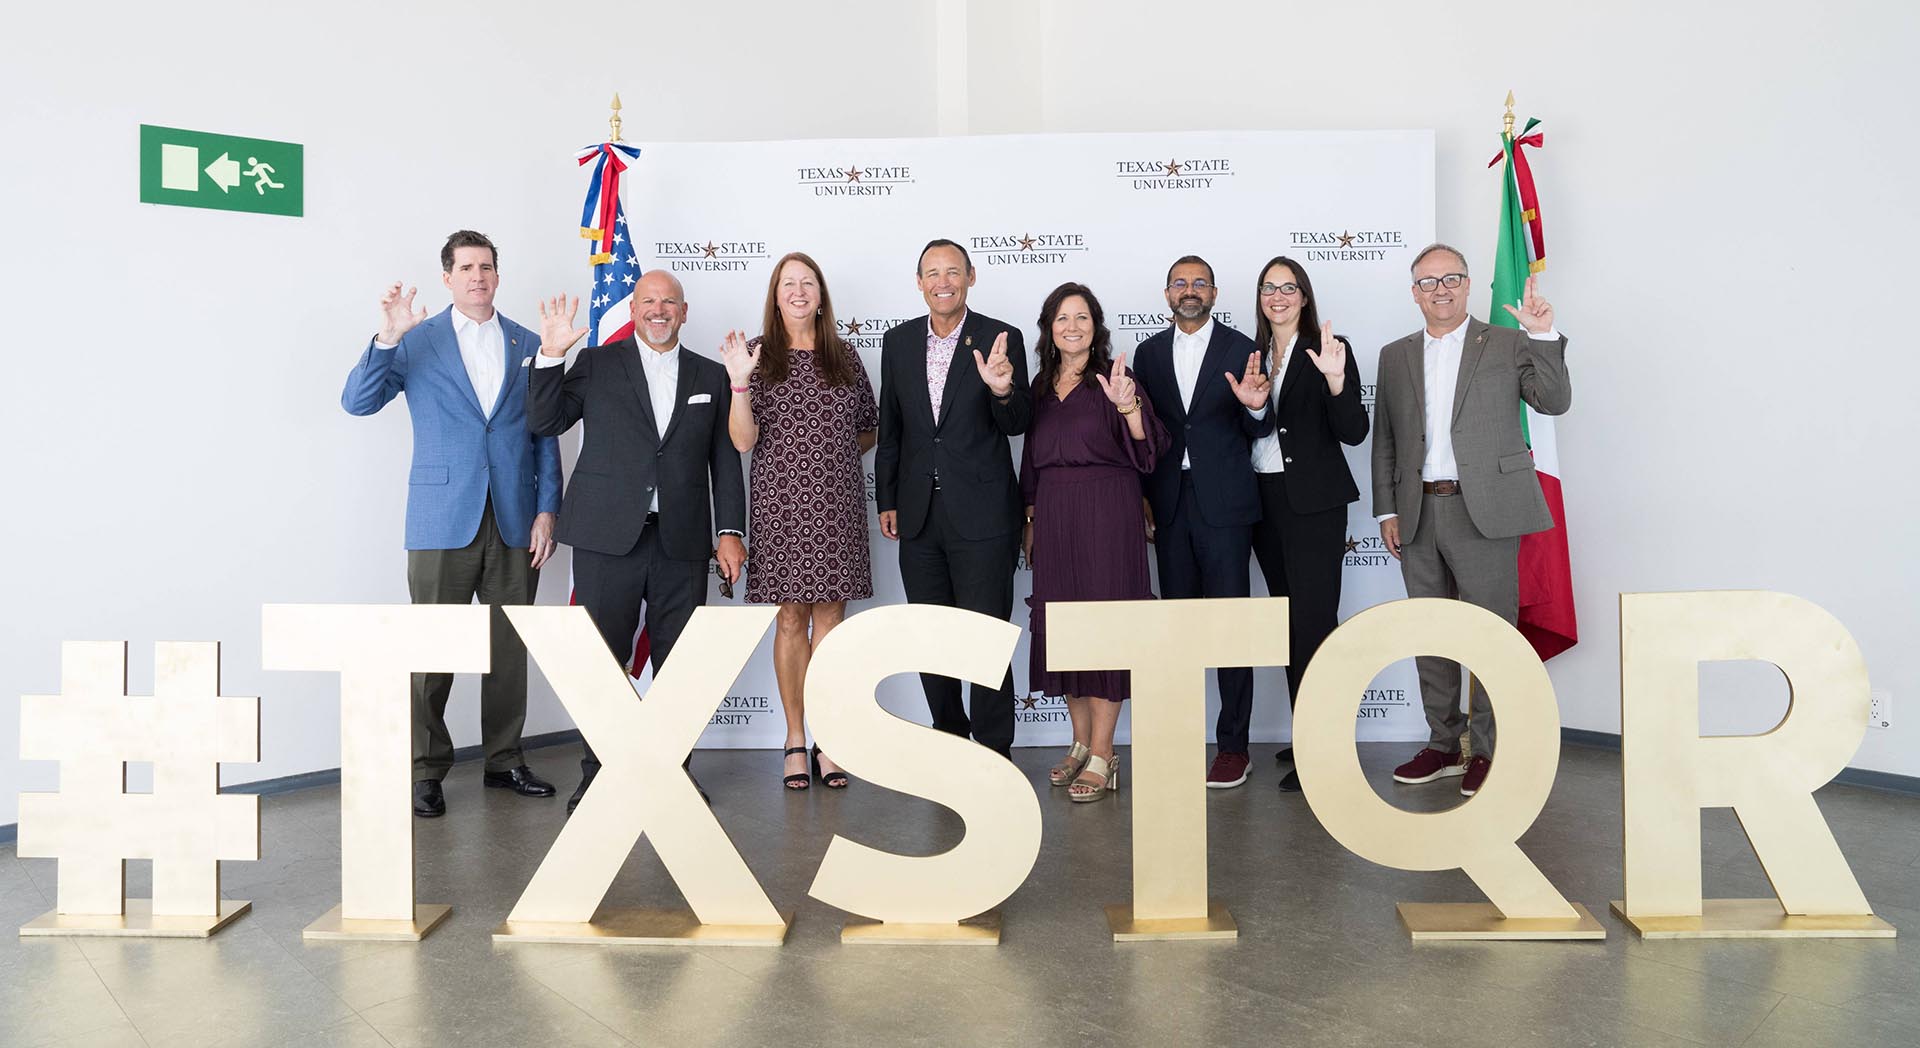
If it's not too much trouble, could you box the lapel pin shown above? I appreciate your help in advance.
[964,336,973,347]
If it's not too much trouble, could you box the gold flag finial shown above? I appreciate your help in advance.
[1503,90,1516,138]
[609,93,624,143]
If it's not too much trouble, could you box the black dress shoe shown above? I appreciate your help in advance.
[1277,769,1301,793]
[1275,746,1294,764]
[484,765,556,797]
[413,780,446,818]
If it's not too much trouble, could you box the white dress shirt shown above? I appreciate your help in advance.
[1376,321,1561,522]
[1250,333,1297,474]
[449,309,506,416]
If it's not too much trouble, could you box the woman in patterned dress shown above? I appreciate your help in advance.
[721,252,877,789]
[1020,282,1168,802]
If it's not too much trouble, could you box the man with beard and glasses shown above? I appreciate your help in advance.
[1131,254,1273,789]
[341,229,562,818]
[527,270,747,813]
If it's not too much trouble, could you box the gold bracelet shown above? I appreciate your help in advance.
[1116,397,1139,415]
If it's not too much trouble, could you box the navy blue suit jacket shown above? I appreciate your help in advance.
[1133,321,1273,530]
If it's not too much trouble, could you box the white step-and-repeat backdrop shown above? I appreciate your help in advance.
[613,129,1434,749]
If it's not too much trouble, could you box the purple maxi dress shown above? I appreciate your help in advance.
[1020,373,1170,700]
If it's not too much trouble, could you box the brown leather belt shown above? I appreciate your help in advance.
[1422,480,1461,496]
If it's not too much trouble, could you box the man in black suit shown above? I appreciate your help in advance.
[1133,255,1273,789]
[875,239,1032,756]
[528,271,747,812]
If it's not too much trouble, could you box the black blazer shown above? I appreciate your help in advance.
[874,311,1032,541]
[1133,321,1274,530]
[528,339,745,561]
[1262,329,1369,514]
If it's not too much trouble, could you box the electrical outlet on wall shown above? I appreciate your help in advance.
[1869,690,1892,730]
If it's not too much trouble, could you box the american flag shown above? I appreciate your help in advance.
[572,140,652,681]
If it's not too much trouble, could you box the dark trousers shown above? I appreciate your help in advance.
[406,499,536,782]
[1155,473,1256,753]
[898,488,1018,756]
[571,523,709,772]
[1251,471,1348,708]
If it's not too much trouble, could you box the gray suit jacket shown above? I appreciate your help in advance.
[1370,317,1570,540]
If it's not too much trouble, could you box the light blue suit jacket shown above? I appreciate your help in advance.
[342,307,562,550]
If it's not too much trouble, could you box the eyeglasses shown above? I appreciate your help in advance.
[1166,279,1215,292]
[1258,282,1302,297]
[1412,274,1467,293]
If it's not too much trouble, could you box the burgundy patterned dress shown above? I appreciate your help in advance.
[746,347,879,604]
[1020,372,1169,700]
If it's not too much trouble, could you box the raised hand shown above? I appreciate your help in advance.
[537,295,590,358]
[1501,273,1555,334]
[1094,350,1136,407]
[973,331,1015,397]
[377,282,427,344]
[1223,351,1272,410]
[719,330,760,387]
[1303,321,1348,395]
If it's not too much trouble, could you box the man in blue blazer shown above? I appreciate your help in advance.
[341,230,562,817]
[1132,255,1274,790]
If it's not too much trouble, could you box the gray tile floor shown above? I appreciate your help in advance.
[4,742,1918,1048]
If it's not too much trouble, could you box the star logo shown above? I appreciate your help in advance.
[1018,233,1037,251]
[842,318,865,336]
[1019,695,1040,710]
[702,241,719,258]
[1336,230,1356,248]
[1344,536,1359,554]
[1163,158,1183,176]
[845,163,863,183]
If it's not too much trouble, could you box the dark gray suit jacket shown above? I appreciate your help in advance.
[528,338,745,561]
[1370,317,1570,540]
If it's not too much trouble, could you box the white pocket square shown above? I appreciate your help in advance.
[520,357,532,367]
[687,392,713,404]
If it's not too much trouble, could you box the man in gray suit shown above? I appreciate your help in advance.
[1371,242,1570,798]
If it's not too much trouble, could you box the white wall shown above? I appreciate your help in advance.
[2,0,1914,828]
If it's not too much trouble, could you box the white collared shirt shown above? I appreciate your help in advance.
[449,308,505,417]
[1250,333,1298,474]
[1171,319,1213,470]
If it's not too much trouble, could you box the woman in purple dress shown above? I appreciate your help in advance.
[721,252,877,790]
[1020,282,1169,802]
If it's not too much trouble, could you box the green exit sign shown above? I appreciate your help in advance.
[139,124,303,217]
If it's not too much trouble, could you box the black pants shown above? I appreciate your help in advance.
[897,488,1019,756]
[571,523,709,772]
[1251,471,1348,710]
[1155,473,1255,754]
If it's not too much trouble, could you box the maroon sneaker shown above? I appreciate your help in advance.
[1391,747,1467,785]
[1206,751,1251,789]
[1459,755,1491,796]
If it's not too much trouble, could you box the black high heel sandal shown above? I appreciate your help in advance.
[811,745,849,789]
[782,746,811,790]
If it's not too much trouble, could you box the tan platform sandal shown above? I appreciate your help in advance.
[1049,741,1092,787]
[1069,753,1120,803]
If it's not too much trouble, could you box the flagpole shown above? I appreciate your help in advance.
[608,92,623,143]
[1460,89,1519,765]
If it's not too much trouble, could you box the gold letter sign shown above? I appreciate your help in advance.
[261,603,489,941]
[1613,591,1896,938]
[1294,599,1603,940]
[1048,597,1289,940]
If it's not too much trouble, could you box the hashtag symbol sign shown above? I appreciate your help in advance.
[18,641,259,923]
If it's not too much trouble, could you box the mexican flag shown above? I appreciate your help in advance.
[1489,115,1577,660]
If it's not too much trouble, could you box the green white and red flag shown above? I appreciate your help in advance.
[1488,115,1577,660]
